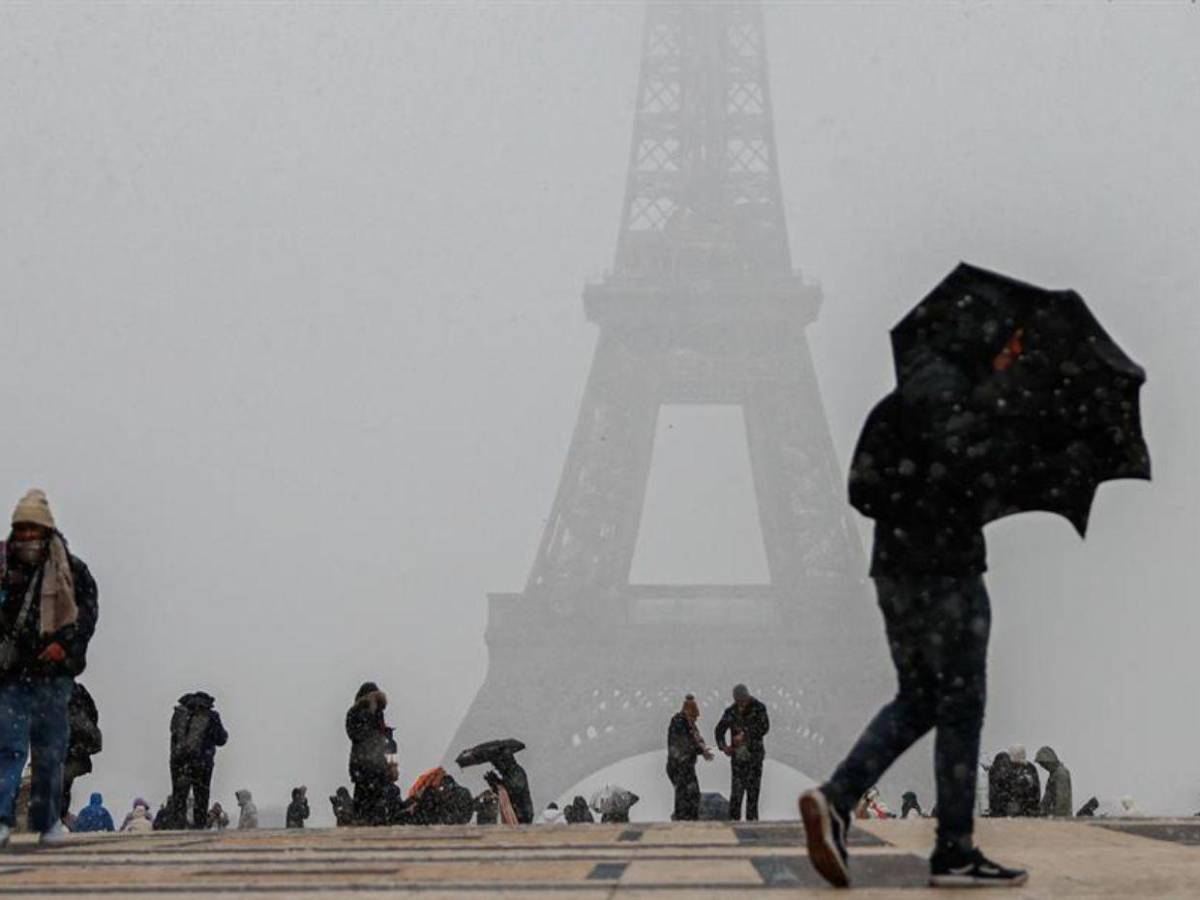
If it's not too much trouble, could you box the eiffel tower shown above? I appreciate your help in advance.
[448,0,905,808]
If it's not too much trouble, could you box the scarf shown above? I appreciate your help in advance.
[34,535,78,635]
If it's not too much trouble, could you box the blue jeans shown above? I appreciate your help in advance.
[823,575,990,850]
[0,676,74,832]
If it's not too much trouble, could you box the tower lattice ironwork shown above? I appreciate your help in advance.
[447,0,919,808]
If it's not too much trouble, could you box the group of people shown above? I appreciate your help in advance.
[986,744,1073,819]
[665,684,770,822]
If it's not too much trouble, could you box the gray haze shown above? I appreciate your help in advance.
[1,1,1197,822]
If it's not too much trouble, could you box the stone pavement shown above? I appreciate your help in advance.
[1,818,1198,897]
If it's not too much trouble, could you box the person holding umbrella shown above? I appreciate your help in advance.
[800,265,1150,889]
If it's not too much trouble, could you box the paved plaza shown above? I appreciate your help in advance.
[1,817,1198,897]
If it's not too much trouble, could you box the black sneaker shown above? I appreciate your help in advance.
[930,847,1028,888]
[799,788,850,888]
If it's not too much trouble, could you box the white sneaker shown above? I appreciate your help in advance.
[39,822,68,846]
[0,823,10,848]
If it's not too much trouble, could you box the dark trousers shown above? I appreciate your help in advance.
[729,756,763,821]
[170,757,213,830]
[667,760,699,821]
[823,575,990,850]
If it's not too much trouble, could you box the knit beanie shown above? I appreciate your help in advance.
[682,694,700,720]
[12,489,55,531]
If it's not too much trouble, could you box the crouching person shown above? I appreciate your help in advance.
[0,490,99,847]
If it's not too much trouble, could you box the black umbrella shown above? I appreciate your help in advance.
[455,738,526,769]
[852,263,1150,535]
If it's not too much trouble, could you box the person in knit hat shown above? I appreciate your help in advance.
[665,693,713,821]
[0,490,99,848]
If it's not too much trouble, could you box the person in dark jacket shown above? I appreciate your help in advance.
[1008,744,1041,817]
[0,490,100,848]
[986,751,1015,816]
[666,694,712,821]
[901,791,924,819]
[714,684,770,821]
[286,786,310,828]
[73,792,114,832]
[800,348,1027,888]
[168,691,228,830]
[345,682,396,826]
[62,682,102,821]
[330,787,354,827]
[483,751,534,825]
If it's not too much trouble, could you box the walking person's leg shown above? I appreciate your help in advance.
[728,762,745,821]
[667,764,684,821]
[0,680,33,832]
[801,575,939,887]
[27,677,72,835]
[745,758,763,822]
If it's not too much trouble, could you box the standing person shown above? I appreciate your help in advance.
[0,490,99,847]
[986,752,1015,817]
[235,789,258,829]
[799,349,1027,888]
[1008,745,1041,817]
[329,788,353,827]
[73,792,114,832]
[345,682,396,826]
[666,694,713,822]
[714,684,770,822]
[1035,747,1073,818]
[901,792,924,819]
[168,691,228,830]
[62,682,102,822]
[286,786,310,829]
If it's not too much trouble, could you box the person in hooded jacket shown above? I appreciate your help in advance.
[345,682,396,826]
[235,789,258,829]
[0,490,99,848]
[73,792,114,832]
[1035,747,1072,818]
[286,786,310,829]
[62,682,101,822]
[1008,744,1041,817]
[483,750,534,825]
[168,691,228,830]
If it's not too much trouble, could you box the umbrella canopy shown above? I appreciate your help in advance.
[455,738,526,769]
[852,263,1149,536]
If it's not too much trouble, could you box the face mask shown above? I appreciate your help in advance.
[9,539,47,568]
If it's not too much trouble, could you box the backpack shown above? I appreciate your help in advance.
[170,705,211,761]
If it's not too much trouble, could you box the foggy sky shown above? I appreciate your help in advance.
[1,1,1197,823]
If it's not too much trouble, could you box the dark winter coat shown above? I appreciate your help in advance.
[331,788,354,826]
[0,541,99,681]
[169,692,228,764]
[488,753,533,825]
[74,793,114,832]
[849,354,988,577]
[286,789,310,829]
[667,713,705,769]
[66,682,102,776]
[345,685,395,785]
[987,753,1014,816]
[1013,761,1041,817]
[714,698,770,762]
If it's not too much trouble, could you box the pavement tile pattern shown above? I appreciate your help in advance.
[0,818,1197,897]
